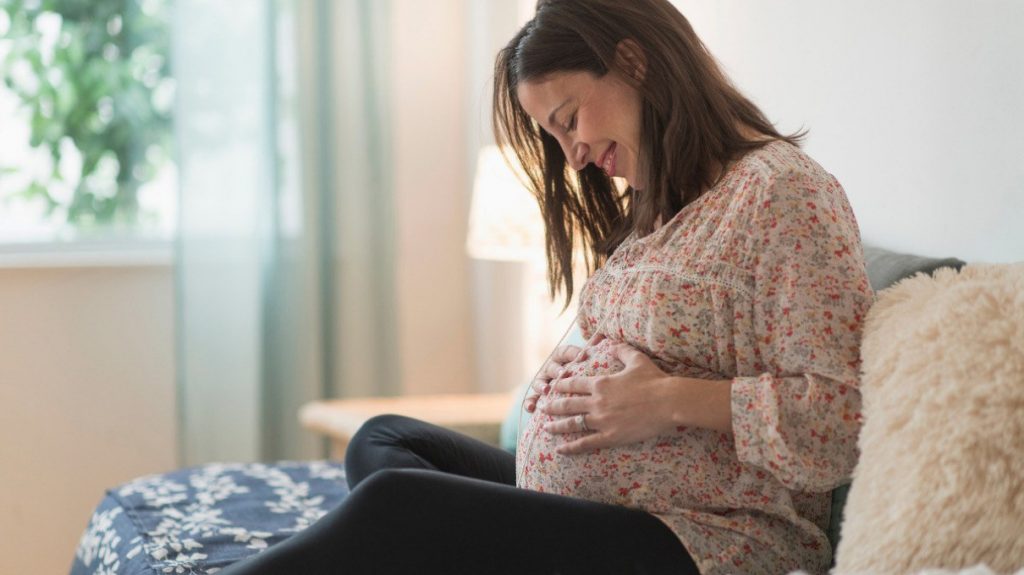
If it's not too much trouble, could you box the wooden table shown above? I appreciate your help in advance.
[299,392,515,459]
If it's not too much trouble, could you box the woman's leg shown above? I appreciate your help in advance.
[219,467,700,575]
[343,414,516,488]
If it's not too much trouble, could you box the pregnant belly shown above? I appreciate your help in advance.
[515,339,733,512]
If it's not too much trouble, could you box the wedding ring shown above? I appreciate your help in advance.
[576,414,590,432]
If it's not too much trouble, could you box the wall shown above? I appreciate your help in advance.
[390,0,477,395]
[674,0,1023,263]
[0,260,178,575]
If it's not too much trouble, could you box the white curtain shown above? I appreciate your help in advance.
[174,0,397,465]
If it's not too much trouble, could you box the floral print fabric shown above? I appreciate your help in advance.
[71,461,349,575]
[516,141,873,575]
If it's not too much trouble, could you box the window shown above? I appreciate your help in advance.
[0,0,175,243]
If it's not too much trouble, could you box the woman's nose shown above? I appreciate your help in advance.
[566,142,589,172]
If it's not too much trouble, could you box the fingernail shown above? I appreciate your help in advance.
[542,383,550,394]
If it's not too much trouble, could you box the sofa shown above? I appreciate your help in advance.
[68,245,972,575]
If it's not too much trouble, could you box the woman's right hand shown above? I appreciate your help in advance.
[524,345,588,413]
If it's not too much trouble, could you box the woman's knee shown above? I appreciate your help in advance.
[349,413,408,447]
[344,414,420,487]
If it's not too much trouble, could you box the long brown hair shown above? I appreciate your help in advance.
[493,0,803,307]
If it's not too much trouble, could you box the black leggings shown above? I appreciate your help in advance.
[220,414,701,574]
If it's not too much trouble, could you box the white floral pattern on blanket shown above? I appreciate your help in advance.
[71,461,348,575]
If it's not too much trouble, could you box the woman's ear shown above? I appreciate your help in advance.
[615,39,647,82]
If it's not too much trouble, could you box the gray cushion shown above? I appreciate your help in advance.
[827,483,852,558]
[863,244,966,291]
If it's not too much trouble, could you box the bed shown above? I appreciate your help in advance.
[70,461,348,574]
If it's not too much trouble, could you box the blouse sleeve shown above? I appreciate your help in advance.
[730,166,874,493]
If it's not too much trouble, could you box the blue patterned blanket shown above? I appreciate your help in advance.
[70,461,349,575]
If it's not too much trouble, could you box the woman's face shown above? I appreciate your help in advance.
[517,70,644,189]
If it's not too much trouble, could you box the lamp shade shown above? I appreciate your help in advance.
[466,145,545,261]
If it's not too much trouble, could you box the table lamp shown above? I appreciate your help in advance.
[466,145,545,262]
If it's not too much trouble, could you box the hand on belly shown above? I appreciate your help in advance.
[517,338,694,510]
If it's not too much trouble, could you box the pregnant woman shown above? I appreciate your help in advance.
[222,0,872,573]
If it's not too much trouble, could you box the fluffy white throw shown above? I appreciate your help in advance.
[833,264,1024,574]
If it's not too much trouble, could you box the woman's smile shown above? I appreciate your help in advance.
[599,142,618,177]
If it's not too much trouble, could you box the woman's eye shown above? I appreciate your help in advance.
[568,113,578,132]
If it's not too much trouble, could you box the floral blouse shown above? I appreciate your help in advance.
[516,141,873,575]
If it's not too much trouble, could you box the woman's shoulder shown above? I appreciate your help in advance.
[724,140,843,207]
[710,140,859,248]
[733,140,834,187]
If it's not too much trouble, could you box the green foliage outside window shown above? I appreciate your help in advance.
[0,0,173,229]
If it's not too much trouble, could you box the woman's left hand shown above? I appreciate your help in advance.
[538,340,687,455]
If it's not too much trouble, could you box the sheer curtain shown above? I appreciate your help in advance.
[174,0,397,465]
